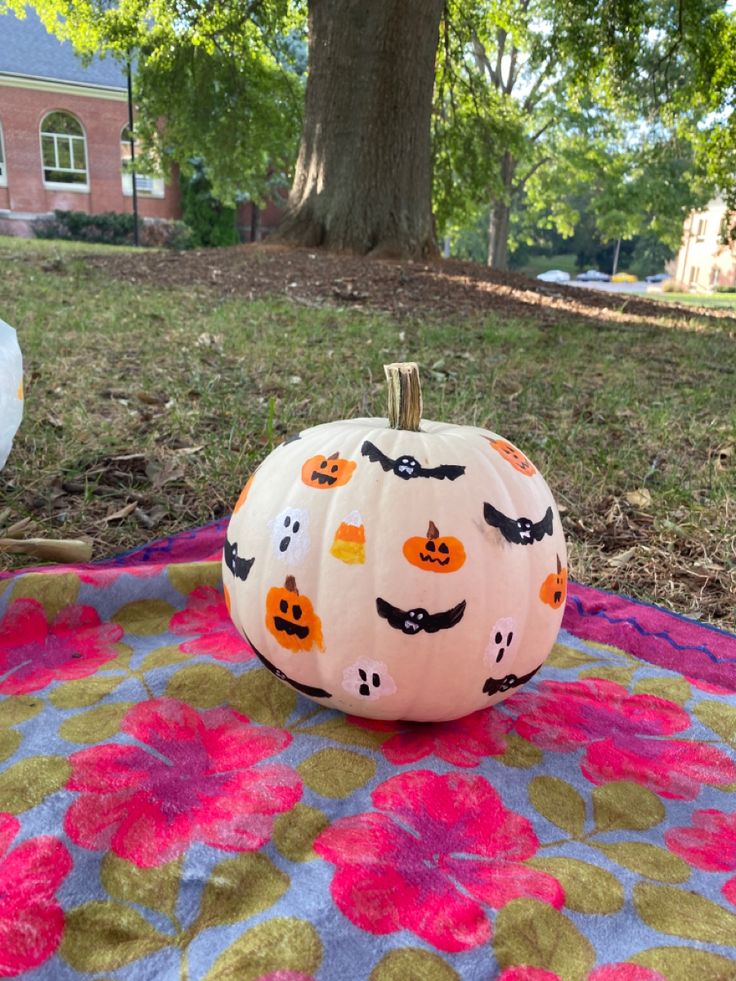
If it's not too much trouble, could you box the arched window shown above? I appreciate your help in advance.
[120,126,164,198]
[0,121,6,186]
[40,111,88,188]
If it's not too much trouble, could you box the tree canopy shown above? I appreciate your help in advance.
[3,0,734,259]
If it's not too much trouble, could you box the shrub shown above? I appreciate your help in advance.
[180,167,238,248]
[715,284,736,293]
[139,219,194,251]
[33,210,194,250]
[34,209,136,245]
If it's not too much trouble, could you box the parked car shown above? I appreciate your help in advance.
[576,269,611,282]
[536,269,571,283]
[645,272,670,283]
[611,272,638,283]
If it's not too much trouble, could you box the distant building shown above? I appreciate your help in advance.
[0,8,282,241]
[672,197,736,291]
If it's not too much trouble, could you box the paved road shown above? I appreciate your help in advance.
[565,280,652,295]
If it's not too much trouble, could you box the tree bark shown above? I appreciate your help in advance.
[275,0,444,259]
[487,151,516,269]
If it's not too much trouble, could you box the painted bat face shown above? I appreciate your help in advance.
[396,455,420,478]
[516,518,533,541]
[401,607,428,634]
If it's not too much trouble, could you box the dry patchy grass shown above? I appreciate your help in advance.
[0,239,734,627]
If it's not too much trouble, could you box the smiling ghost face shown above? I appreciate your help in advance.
[270,507,310,563]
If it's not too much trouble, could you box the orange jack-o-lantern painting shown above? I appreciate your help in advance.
[224,362,566,722]
[301,451,356,489]
[265,575,324,653]
[403,521,466,573]
[539,555,568,609]
[488,438,537,477]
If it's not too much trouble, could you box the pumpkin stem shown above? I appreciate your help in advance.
[384,362,422,431]
[556,554,562,574]
[285,575,299,594]
[426,520,439,540]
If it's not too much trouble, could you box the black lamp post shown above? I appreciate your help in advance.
[126,59,139,247]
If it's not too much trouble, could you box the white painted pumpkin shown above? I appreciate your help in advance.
[0,319,23,471]
[224,363,566,721]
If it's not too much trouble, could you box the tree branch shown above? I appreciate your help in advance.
[505,43,518,94]
[471,33,498,87]
[513,156,552,193]
[529,118,554,144]
[495,28,507,91]
[521,55,556,113]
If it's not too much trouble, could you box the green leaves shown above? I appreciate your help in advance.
[298,749,375,798]
[203,918,322,981]
[0,755,71,813]
[494,899,596,981]
[273,804,329,862]
[634,884,736,944]
[591,782,665,833]
[101,855,183,920]
[193,853,289,931]
[60,902,170,972]
[525,857,624,914]
[595,843,690,883]
[529,776,586,835]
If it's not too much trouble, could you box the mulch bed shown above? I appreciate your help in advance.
[85,243,736,328]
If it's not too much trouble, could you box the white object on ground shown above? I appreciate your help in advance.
[0,319,23,470]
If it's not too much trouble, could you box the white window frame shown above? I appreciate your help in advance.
[40,112,89,192]
[0,121,6,187]
[120,130,165,199]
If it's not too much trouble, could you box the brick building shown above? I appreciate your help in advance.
[672,197,736,291]
[0,8,283,240]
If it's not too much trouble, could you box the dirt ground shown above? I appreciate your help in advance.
[85,243,736,328]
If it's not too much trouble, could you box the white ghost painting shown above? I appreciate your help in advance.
[270,507,310,563]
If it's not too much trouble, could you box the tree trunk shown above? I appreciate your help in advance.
[487,151,516,270]
[275,0,444,259]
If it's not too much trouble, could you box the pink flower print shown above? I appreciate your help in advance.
[589,967,667,981]
[665,809,736,907]
[0,598,123,696]
[349,708,512,768]
[314,770,563,953]
[169,585,254,662]
[64,698,301,867]
[510,678,736,799]
[0,813,72,978]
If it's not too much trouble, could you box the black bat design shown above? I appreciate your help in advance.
[223,538,255,582]
[376,597,466,635]
[361,440,465,482]
[483,503,553,545]
[483,665,542,696]
[242,629,332,699]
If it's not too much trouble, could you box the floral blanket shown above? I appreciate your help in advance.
[1,520,735,981]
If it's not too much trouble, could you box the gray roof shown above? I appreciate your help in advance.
[0,7,126,89]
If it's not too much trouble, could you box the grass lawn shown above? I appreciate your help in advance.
[647,290,736,310]
[1,238,734,626]
[516,252,579,278]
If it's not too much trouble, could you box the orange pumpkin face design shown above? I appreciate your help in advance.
[489,438,536,477]
[301,451,357,489]
[266,575,324,652]
[233,473,255,514]
[540,556,568,609]
[403,520,466,573]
